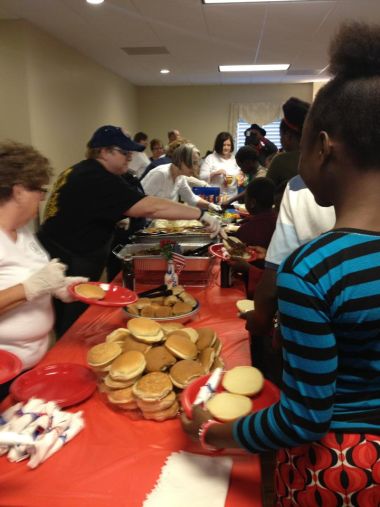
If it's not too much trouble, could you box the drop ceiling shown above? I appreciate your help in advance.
[0,0,379,86]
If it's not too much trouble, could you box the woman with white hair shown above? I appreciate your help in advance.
[141,143,220,212]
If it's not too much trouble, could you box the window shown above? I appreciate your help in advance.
[236,119,282,150]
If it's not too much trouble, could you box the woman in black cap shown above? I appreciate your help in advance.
[266,97,310,188]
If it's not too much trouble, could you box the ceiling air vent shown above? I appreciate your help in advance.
[122,46,170,56]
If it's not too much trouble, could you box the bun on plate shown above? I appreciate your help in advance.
[206,392,252,422]
[222,237,250,260]
[196,328,216,351]
[142,400,179,421]
[107,386,138,410]
[222,366,264,396]
[136,390,176,413]
[145,346,177,372]
[74,283,105,300]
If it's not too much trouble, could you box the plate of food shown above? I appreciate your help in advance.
[124,290,200,323]
[69,282,138,307]
[181,366,280,420]
[209,238,256,262]
[10,363,97,408]
[0,350,23,384]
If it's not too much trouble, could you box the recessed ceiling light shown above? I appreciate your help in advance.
[203,0,313,3]
[160,69,170,74]
[86,0,104,5]
[219,64,290,72]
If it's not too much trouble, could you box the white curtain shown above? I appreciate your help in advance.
[228,102,282,135]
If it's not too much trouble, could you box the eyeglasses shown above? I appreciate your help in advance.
[112,146,130,156]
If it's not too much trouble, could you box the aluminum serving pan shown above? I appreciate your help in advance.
[132,233,210,244]
[123,301,200,324]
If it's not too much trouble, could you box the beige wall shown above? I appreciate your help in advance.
[0,20,138,181]
[137,83,313,156]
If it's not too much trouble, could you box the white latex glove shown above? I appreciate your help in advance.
[53,276,89,303]
[116,218,130,231]
[23,259,67,301]
[200,212,222,239]
[208,203,222,213]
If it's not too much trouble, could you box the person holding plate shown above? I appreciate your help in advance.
[0,141,87,399]
[182,21,380,505]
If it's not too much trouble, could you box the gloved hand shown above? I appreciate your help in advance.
[23,259,67,301]
[53,276,89,303]
[207,203,222,214]
[116,218,131,231]
[200,211,222,239]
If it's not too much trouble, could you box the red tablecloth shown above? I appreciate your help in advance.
[0,281,279,507]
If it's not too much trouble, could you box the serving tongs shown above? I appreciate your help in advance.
[137,284,173,299]
[183,241,215,257]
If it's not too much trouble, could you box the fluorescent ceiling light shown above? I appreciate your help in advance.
[204,0,311,3]
[219,64,290,72]
[86,0,104,4]
[160,69,170,74]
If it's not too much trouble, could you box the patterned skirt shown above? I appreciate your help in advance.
[275,433,380,506]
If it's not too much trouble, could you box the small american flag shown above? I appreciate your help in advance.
[172,251,187,274]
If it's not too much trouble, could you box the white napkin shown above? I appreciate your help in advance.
[143,451,232,507]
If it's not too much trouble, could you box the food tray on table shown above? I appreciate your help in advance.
[133,219,211,244]
[113,241,216,287]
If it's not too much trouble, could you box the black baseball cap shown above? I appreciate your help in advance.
[88,125,145,152]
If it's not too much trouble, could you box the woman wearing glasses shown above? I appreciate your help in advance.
[0,141,87,398]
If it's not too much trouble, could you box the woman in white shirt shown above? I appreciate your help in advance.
[200,132,240,194]
[141,144,220,212]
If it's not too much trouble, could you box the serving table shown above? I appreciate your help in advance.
[0,279,279,507]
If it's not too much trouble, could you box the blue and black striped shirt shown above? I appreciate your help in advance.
[234,229,380,452]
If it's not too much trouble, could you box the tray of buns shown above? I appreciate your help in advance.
[87,318,224,421]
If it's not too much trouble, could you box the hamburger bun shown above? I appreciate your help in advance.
[123,335,152,354]
[145,346,177,372]
[172,302,193,316]
[127,317,164,343]
[141,305,155,318]
[179,327,199,343]
[104,374,138,390]
[178,292,197,308]
[137,390,176,413]
[206,393,252,422]
[87,342,122,368]
[212,337,222,356]
[199,347,216,374]
[135,298,153,310]
[160,322,184,335]
[236,299,255,313]
[169,359,205,389]
[132,372,173,401]
[164,295,178,306]
[126,303,139,316]
[196,328,216,351]
[165,333,198,360]
[222,366,264,396]
[105,328,132,344]
[109,350,146,381]
[154,306,172,318]
[107,386,138,410]
[74,283,105,300]
[171,285,185,296]
[142,400,179,421]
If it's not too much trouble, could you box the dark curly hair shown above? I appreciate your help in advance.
[0,141,52,203]
[305,22,380,168]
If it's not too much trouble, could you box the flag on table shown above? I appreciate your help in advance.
[172,252,187,274]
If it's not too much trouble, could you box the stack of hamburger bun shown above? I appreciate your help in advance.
[126,286,198,320]
[86,317,224,421]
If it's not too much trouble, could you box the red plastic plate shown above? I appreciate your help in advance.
[208,243,256,263]
[181,373,280,419]
[10,363,97,408]
[0,350,22,384]
[69,282,137,307]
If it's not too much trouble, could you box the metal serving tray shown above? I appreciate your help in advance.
[132,233,210,244]
[113,241,215,287]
